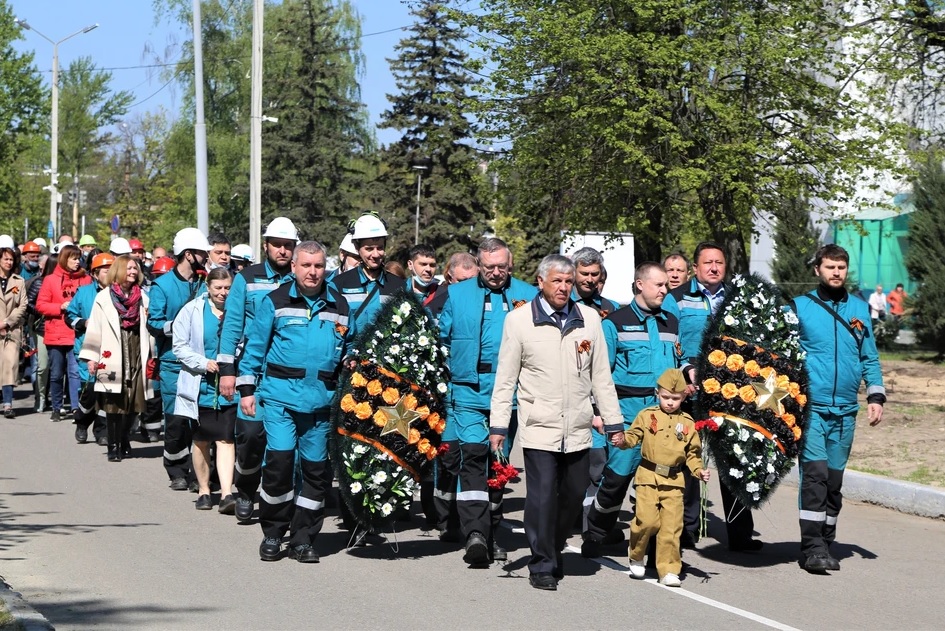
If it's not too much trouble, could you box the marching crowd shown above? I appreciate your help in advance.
[0,215,884,591]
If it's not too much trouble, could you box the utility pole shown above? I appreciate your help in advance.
[249,0,264,261]
[14,19,98,241]
[72,173,79,239]
[193,0,209,234]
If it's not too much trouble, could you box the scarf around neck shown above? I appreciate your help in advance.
[110,283,142,330]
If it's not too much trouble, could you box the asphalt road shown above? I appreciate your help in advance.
[1,385,944,630]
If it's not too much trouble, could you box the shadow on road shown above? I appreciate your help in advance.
[28,589,217,629]
[0,495,160,554]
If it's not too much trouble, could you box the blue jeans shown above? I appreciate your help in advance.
[47,345,80,412]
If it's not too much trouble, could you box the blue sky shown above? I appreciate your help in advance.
[9,0,415,145]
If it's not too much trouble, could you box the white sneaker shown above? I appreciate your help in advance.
[629,559,645,579]
[659,573,681,587]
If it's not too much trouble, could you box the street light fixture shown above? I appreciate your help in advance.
[15,18,99,239]
[411,156,433,245]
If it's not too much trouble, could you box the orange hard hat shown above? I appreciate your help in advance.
[22,241,42,254]
[129,238,145,252]
[91,252,116,270]
[152,256,176,276]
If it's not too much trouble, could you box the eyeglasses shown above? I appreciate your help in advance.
[481,264,509,273]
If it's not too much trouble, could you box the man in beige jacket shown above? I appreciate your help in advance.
[490,254,623,591]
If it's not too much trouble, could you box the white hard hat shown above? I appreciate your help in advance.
[0,235,14,250]
[109,237,132,255]
[339,234,357,255]
[173,227,211,256]
[51,242,66,255]
[33,237,47,249]
[350,213,388,241]
[231,243,254,263]
[263,217,299,242]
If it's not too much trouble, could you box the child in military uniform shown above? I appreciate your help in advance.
[611,368,710,587]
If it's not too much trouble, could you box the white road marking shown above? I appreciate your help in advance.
[508,525,799,631]
[563,545,802,631]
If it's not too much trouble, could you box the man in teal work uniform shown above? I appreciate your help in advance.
[790,244,884,573]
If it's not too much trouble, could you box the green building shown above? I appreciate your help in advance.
[832,193,916,295]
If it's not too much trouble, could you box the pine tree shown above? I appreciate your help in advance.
[375,0,491,262]
[260,0,372,248]
[905,156,945,357]
[770,195,821,300]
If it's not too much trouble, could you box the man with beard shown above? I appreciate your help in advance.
[790,244,884,573]
[218,217,299,522]
[147,228,211,491]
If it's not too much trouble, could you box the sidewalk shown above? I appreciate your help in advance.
[1,576,54,630]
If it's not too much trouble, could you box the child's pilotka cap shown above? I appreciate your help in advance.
[656,368,687,394]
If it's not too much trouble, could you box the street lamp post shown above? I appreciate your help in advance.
[15,18,99,240]
[411,157,432,245]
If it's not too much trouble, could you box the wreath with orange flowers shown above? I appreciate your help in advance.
[330,290,448,531]
[696,274,810,508]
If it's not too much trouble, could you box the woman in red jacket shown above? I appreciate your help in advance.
[36,244,91,421]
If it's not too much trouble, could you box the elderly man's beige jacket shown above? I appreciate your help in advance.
[490,298,622,452]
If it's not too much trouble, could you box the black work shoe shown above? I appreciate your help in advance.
[235,497,254,522]
[491,541,507,562]
[3,406,14,419]
[96,436,108,446]
[680,529,698,549]
[825,555,840,571]
[50,410,61,422]
[218,494,237,515]
[169,477,188,491]
[729,538,764,552]
[463,531,490,567]
[552,554,564,580]
[188,480,199,493]
[803,553,831,573]
[601,529,626,545]
[195,494,212,510]
[75,426,88,444]
[289,544,319,563]
[529,572,557,591]
[580,537,601,559]
[259,537,282,561]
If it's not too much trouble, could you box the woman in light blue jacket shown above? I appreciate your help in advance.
[173,267,238,513]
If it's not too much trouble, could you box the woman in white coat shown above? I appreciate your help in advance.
[173,267,238,512]
[79,255,151,461]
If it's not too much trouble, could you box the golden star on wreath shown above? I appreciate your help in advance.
[378,394,421,439]
[751,372,790,416]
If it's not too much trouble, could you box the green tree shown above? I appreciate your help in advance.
[58,57,133,179]
[96,111,188,247]
[770,195,821,300]
[456,0,910,272]
[0,2,47,234]
[261,0,373,247]
[151,0,255,240]
[905,154,945,357]
[375,0,491,262]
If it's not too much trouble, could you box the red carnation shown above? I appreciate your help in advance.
[102,351,112,358]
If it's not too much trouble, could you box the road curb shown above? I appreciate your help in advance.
[0,577,54,631]
[782,466,945,520]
